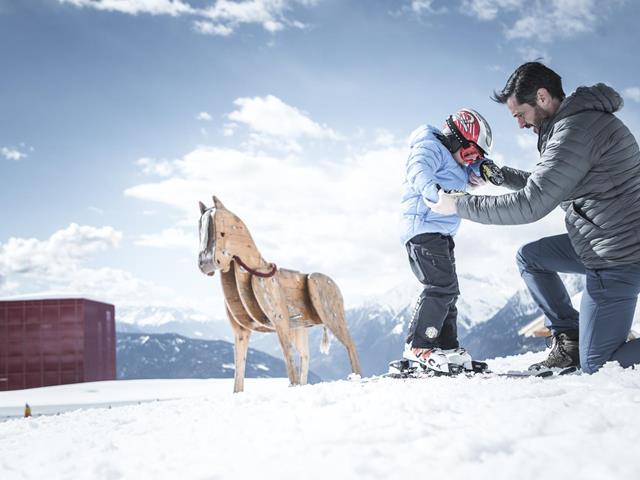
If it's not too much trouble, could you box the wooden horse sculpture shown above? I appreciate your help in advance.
[197,196,361,392]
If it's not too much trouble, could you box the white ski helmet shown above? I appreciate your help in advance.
[443,108,493,161]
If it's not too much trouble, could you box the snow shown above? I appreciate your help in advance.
[2,354,640,480]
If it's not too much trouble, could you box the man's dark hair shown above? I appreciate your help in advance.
[492,62,566,106]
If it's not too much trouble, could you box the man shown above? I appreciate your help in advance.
[428,62,640,374]
[401,108,500,374]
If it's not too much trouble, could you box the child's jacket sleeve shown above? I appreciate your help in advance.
[406,142,441,204]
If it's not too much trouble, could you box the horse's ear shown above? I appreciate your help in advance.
[212,196,226,209]
[199,201,207,214]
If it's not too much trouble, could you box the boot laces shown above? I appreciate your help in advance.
[539,334,570,367]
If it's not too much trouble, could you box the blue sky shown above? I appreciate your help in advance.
[2,0,640,315]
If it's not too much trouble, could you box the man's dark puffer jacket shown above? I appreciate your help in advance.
[456,84,640,269]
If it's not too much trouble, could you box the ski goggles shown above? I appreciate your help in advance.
[460,143,485,164]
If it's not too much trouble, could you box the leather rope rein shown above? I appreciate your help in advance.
[232,255,277,278]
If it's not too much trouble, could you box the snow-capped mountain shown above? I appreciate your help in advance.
[117,332,320,382]
[117,306,232,341]
[360,273,514,331]
[456,273,518,329]
[460,288,546,360]
[456,273,586,359]
[112,274,590,381]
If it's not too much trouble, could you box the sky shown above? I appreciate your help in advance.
[2,0,640,319]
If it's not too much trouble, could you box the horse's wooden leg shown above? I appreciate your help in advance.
[251,275,300,385]
[225,304,251,393]
[292,327,309,385]
[308,273,362,376]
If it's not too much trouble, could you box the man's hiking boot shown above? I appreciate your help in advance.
[529,330,579,371]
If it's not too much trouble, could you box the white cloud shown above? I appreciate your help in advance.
[201,0,285,31]
[512,133,540,169]
[0,223,121,277]
[124,142,407,302]
[136,157,176,177]
[1,146,27,161]
[59,0,318,36]
[0,224,188,307]
[623,87,640,103]
[196,111,213,121]
[123,137,565,307]
[227,95,340,142]
[463,0,602,43]
[223,123,237,136]
[88,206,105,215]
[373,129,397,147]
[136,228,197,249]
[517,46,550,62]
[508,2,598,42]
[516,133,537,150]
[410,0,447,14]
[59,0,195,16]
[399,0,614,43]
[193,20,234,36]
[121,94,564,308]
[460,0,522,21]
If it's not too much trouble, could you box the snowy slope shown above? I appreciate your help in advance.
[2,355,640,480]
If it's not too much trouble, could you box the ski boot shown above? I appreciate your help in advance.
[443,347,473,371]
[443,347,490,374]
[402,346,455,375]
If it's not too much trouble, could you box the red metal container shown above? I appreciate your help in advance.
[0,298,116,391]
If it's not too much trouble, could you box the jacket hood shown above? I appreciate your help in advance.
[556,83,623,120]
[538,84,623,151]
[408,124,443,147]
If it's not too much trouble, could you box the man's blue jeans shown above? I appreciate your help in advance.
[516,234,640,373]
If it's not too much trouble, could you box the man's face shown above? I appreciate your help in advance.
[506,95,548,134]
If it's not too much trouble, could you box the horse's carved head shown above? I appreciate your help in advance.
[197,196,232,276]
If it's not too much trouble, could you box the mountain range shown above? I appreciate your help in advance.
[117,332,321,383]
[115,273,595,381]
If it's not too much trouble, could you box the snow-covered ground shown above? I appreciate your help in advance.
[2,352,640,480]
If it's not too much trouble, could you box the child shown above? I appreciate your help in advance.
[400,108,500,374]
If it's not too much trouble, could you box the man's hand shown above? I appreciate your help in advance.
[426,190,460,215]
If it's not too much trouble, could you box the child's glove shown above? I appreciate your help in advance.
[479,159,504,186]
[436,184,467,196]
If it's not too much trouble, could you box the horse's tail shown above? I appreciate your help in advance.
[319,326,331,354]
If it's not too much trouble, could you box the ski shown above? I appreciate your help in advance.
[497,366,578,378]
[384,358,579,379]
[385,358,490,379]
